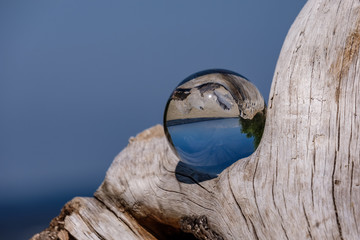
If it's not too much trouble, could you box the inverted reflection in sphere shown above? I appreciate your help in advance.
[164,69,266,176]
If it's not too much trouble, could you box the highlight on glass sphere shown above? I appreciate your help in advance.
[164,69,266,176]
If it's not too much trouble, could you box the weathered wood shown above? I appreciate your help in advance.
[32,0,360,239]
[31,196,157,240]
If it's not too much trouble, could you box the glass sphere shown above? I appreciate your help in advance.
[164,69,266,175]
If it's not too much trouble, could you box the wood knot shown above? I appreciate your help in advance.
[180,215,223,240]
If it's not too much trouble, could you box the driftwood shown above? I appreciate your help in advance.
[32,0,360,239]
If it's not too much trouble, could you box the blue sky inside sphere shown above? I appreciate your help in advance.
[0,1,306,239]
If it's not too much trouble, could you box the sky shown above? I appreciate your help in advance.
[0,1,306,239]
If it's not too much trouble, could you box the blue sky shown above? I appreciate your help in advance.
[0,1,306,239]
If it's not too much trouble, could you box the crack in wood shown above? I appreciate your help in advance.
[227,171,252,234]
[93,196,141,238]
[252,155,266,228]
[249,218,260,240]
[332,154,344,240]
[302,203,314,240]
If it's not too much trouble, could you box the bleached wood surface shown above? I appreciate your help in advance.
[32,0,360,239]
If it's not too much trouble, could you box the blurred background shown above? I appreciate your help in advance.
[0,1,305,239]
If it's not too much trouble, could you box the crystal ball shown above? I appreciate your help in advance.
[164,69,266,175]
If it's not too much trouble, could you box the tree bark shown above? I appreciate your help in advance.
[32,0,360,239]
